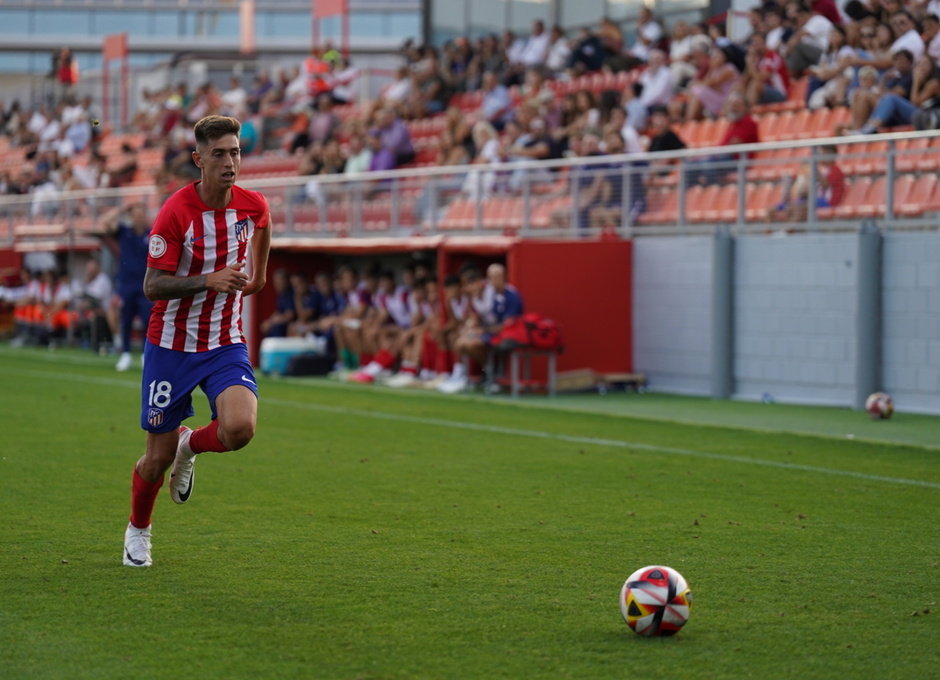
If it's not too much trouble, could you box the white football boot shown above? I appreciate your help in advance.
[169,426,195,504]
[123,523,152,567]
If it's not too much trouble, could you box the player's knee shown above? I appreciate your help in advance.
[224,420,255,450]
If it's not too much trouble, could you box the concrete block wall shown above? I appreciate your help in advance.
[632,231,940,413]
[882,233,940,414]
[632,236,713,395]
[733,234,858,406]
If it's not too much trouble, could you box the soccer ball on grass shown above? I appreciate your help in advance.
[620,565,692,637]
[865,392,893,420]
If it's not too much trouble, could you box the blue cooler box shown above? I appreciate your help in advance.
[260,337,326,375]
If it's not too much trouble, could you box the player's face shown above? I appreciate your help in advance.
[194,134,240,190]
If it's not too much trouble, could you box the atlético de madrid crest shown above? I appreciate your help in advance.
[233,218,250,243]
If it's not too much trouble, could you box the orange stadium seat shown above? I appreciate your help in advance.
[897,173,939,216]
[637,187,679,225]
[830,177,872,219]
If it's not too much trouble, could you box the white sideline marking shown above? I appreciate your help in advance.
[264,398,940,491]
[5,363,939,490]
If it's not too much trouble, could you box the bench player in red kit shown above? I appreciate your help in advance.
[123,115,272,567]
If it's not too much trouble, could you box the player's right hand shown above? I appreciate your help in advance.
[206,261,250,294]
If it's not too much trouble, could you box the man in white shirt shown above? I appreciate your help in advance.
[545,24,572,74]
[638,49,675,109]
[519,20,551,67]
[629,7,664,62]
[784,5,833,76]
[890,11,925,60]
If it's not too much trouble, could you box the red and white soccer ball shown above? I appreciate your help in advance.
[620,565,692,637]
[865,392,894,420]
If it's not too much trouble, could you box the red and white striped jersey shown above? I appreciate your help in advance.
[146,182,269,352]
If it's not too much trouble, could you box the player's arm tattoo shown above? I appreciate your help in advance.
[144,267,208,301]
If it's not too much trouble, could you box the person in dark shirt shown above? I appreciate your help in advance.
[102,202,153,371]
[259,268,295,338]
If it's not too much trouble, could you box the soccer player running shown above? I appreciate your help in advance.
[123,115,272,567]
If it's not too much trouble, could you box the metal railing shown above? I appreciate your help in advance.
[3,128,940,253]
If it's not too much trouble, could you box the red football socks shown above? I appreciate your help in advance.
[189,419,229,454]
[129,467,163,528]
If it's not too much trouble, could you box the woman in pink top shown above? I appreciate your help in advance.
[686,47,740,120]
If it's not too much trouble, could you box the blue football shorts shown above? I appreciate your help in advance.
[140,340,258,434]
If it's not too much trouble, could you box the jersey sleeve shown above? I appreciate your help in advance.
[250,190,270,230]
[146,196,186,272]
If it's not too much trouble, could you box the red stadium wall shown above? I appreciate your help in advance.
[249,237,633,375]
[506,239,632,374]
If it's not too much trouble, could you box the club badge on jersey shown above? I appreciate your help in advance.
[234,218,249,243]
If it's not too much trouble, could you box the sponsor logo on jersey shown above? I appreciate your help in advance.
[148,408,164,428]
[233,218,250,243]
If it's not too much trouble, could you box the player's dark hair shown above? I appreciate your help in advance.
[378,270,395,281]
[461,268,483,283]
[412,277,428,291]
[444,274,461,287]
[194,115,241,150]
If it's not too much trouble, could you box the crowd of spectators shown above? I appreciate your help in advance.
[0,2,937,229]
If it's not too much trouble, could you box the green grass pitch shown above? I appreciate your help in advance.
[1,346,938,679]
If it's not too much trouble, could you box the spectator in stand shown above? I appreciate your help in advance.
[889,11,924,60]
[742,32,791,106]
[383,65,413,107]
[923,14,940,66]
[545,24,572,76]
[598,17,625,63]
[101,202,153,371]
[260,268,295,339]
[684,93,759,187]
[440,39,473,95]
[849,47,915,132]
[480,70,513,131]
[308,93,341,147]
[458,121,502,200]
[502,117,555,191]
[605,106,643,152]
[669,21,698,86]
[764,6,792,53]
[344,133,373,174]
[513,19,551,80]
[629,8,665,63]
[412,46,450,117]
[373,107,415,168]
[617,84,647,133]
[770,144,845,221]
[812,0,842,26]
[220,77,248,120]
[685,46,741,120]
[646,106,687,175]
[638,49,676,110]
[329,54,360,104]
[502,30,527,74]
[521,68,555,119]
[784,3,834,77]
[186,82,222,124]
[466,34,505,91]
[569,27,606,76]
[246,72,274,115]
[443,105,475,159]
[846,52,939,133]
[587,130,647,229]
[807,26,858,109]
